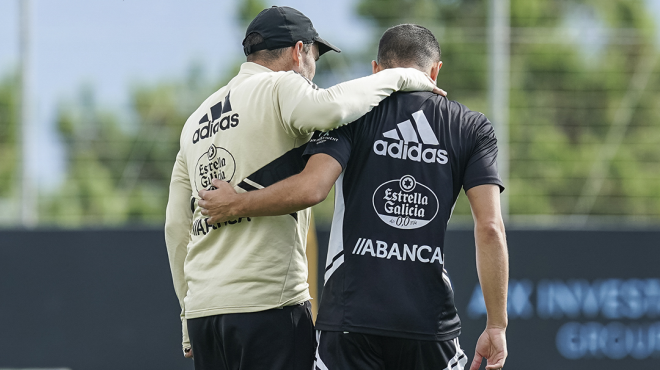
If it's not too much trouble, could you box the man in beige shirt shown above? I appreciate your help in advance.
[165,6,444,370]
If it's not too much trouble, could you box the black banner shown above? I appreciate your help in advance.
[1,228,658,369]
[0,229,193,370]
[442,229,660,369]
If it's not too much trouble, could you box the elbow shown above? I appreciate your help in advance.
[308,189,329,207]
[164,215,175,234]
[315,102,349,131]
[301,186,328,208]
[475,219,506,241]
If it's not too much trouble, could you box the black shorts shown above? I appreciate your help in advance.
[187,301,315,370]
[315,330,467,370]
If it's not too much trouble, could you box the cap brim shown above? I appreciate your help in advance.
[315,36,341,56]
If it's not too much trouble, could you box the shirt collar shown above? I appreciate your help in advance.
[239,62,276,75]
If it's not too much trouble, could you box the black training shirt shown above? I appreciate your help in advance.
[304,91,504,341]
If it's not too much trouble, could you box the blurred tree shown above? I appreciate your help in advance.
[357,0,660,221]
[43,72,220,226]
[38,0,660,226]
[40,0,268,226]
[41,0,268,227]
[238,0,267,25]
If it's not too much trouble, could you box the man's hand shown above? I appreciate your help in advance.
[423,73,447,96]
[198,179,239,224]
[432,85,447,96]
[184,347,193,358]
[469,327,507,370]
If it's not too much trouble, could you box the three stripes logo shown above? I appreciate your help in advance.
[373,110,448,164]
[192,92,240,144]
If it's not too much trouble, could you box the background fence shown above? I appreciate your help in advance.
[1,0,660,228]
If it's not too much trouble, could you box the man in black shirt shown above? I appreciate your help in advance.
[199,24,509,370]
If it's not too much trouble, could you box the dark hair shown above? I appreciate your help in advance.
[377,24,441,69]
[244,32,314,63]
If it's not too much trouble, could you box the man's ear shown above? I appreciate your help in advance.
[372,60,382,74]
[429,61,443,82]
[291,41,305,67]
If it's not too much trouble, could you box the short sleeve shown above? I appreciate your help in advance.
[462,115,505,192]
[302,126,353,170]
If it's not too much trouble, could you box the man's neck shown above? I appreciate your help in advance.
[250,59,292,73]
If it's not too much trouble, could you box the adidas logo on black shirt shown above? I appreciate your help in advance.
[372,110,448,164]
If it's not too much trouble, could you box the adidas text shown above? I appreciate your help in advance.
[193,93,238,144]
[373,110,448,164]
[193,113,239,144]
[373,140,448,164]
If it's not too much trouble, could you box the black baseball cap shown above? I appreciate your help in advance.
[242,6,341,57]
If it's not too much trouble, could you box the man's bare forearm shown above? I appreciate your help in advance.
[466,184,509,329]
[199,153,342,224]
[231,175,326,218]
[475,219,509,329]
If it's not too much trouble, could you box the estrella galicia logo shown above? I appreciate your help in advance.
[194,145,236,192]
[193,92,240,144]
[372,175,439,229]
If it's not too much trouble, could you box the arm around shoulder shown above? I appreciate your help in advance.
[199,153,342,224]
[277,68,441,135]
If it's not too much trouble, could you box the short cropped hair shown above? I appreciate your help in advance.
[377,24,441,69]
[244,32,313,63]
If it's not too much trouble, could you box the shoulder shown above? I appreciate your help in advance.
[390,90,436,103]
[438,98,490,130]
[272,70,319,90]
